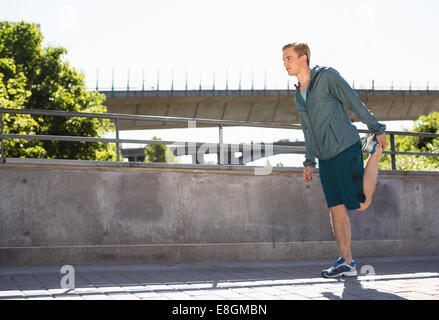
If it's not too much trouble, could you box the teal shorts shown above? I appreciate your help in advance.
[318,141,366,211]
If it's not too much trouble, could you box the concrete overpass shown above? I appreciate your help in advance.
[101,89,439,130]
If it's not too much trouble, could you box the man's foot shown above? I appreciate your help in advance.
[362,134,379,154]
[321,257,358,278]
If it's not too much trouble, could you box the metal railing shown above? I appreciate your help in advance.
[1,107,439,170]
[89,68,439,93]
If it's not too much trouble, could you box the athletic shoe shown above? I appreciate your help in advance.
[362,133,379,154]
[321,257,358,278]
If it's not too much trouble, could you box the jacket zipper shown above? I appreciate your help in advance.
[298,71,323,158]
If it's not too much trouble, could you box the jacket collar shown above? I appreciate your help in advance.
[294,65,324,90]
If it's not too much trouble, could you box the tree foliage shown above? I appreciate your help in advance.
[144,136,177,163]
[0,57,45,157]
[0,21,116,160]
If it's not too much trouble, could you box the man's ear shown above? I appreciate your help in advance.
[300,54,308,65]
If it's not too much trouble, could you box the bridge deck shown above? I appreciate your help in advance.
[100,89,439,130]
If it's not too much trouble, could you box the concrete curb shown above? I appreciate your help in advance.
[3,157,439,176]
[2,239,439,267]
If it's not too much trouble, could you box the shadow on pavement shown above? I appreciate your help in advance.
[322,277,407,300]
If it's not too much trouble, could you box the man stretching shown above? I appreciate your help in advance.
[282,43,386,278]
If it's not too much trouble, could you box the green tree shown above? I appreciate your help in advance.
[0,21,116,160]
[376,112,439,171]
[263,159,284,167]
[0,58,46,157]
[144,136,177,163]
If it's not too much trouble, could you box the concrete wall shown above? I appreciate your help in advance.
[1,160,438,266]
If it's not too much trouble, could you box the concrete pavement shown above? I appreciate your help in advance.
[1,255,439,300]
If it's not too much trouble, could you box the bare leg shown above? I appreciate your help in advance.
[329,204,352,264]
[356,143,383,211]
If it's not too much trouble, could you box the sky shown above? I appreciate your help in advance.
[1,0,436,165]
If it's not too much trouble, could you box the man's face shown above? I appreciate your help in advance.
[282,48,304,76]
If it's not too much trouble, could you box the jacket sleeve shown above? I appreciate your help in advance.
[303,130,317,168]
[326,68,386,135]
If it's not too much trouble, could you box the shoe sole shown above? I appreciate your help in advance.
[362,134,377,153]
[321,270,358,278]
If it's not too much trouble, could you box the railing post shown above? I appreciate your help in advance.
[96,68,99,91]
[142,68,145,94]
[213,68,215,93]
[1,110,4,162]
[199,69,202,93]
[390,134,396,170]
[185,69,188,94]
[239,69,242,96]
[171,68,174,95]
[127,68,130,92]
[157,68,160,93]
[111,68,114,92]
[225,69,229,95]
[264,69,267,94]
[251,69,254,92]
[219,124,223,164]
[219,124,223,144]
[116,117,120,162]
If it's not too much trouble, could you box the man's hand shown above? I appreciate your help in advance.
[304,166,314,183]
[376,133,386,149]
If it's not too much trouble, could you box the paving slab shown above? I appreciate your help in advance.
[0,255,438,300]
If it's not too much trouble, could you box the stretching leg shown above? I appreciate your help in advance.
[356,143,383,212]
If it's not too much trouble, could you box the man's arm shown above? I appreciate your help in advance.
[294,95,316,181]
[325,68,386,135]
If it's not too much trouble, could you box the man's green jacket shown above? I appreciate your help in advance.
[294,65,386,168]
